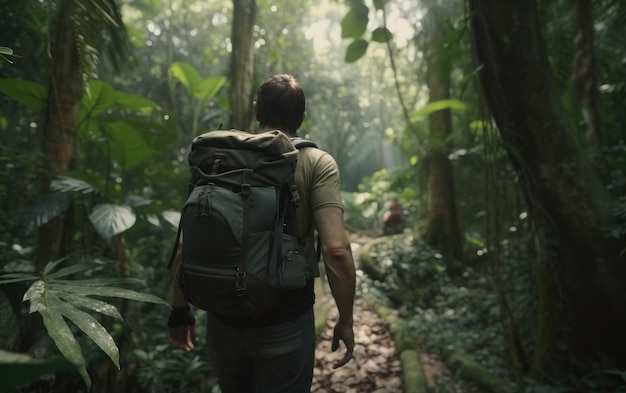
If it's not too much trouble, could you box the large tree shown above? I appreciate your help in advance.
[469,0,626,383]
[36,0,131,270]
[422,4,463,266]
[228,0,256,130]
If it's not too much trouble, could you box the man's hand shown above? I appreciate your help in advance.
[331,318,355,368]
[167,305,196,351]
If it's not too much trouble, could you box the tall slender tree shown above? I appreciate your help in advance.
[37,0,131,270]
[228,0,256,130]
[422,4,463,266]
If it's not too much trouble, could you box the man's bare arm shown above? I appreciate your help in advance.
[314,206,356,368]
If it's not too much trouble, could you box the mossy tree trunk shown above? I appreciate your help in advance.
[423,5,463,267]
[469,0,626,381]
[37,0,83,270]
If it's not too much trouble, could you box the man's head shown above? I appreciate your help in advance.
[254,74,306,135]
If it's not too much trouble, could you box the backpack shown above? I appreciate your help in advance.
[167,129,320,317]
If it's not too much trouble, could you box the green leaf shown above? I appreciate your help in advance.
[22,192,72,233]
[170,62,226,102]
[89,203,136,239]
[162,210,181,228]
[197,76,227,101]
[0,350,77,393]
[53,277,145,286]
[51,176,102,195]
[170,62,203,93]
[410,99,467,122]
[0,47,14,55]
[0,78,48,110]
[82,80,118,118]
[114,90,159,112]
[372,27,393,43]
[56,293,123,320]
[51,283,169,306]
[373,0,388,10]
[122,195,152,208]
[105,121,159,170]
[345,39,369,63]
[0,273,39,285]
[23,280,46,313]
[48,295,120,369]
[43,258,70,276]
[341,4,369,38]
[46,263,94,279]
[39,307,91,389]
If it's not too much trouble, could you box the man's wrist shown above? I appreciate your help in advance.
[172,304,191,312]
[168,304,196,328]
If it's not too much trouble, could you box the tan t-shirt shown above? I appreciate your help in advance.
[294,145,343,254]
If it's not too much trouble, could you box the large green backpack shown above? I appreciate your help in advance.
[168,129,319,317]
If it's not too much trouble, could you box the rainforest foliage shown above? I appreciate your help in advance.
[0,0,625,392]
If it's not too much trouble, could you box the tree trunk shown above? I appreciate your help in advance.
[228,0,256,131]
[37,0,83,270]
[423,7,463,267]
[469,0,626,381]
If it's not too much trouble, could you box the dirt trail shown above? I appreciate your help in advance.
[313,303,404,393]
[312,233,404,392]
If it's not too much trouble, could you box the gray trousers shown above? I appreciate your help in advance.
[206,310,315,393]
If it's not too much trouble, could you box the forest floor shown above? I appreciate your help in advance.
[311,233,480,393]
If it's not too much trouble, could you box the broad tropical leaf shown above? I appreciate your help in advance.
[22,193,72,233]
[47,295,120,369]
[0,273,40,285]
[56,293,123,320]
[169,62,226,101]
[170,62,203,96]
[81,80,159,120]
[0,78,47,110]
[115,90,159,112]
[39,307,91,389]
[89,204,136,239]
[50,282,168,305]
[51,176,102,195]
[162,210,181,228]
[10,260,169,390]
[122,195,152,208]
[82,80,118,118]
[410,99,467,122]
[105,121,159,170]
[197,76,227,102]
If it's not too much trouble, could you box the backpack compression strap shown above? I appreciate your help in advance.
[236,169,252,296]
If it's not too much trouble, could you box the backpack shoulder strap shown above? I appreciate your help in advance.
[291,137,318,150]
[290,136,322,263]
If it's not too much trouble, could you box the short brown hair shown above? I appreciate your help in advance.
[256,74,305,134]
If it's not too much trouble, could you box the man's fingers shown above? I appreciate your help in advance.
[167,326,195,351]
[331,335,339,351]
[333,349,353,369]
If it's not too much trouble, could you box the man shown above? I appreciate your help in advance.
[167,74,356,392]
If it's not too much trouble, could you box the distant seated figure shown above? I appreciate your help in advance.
[383,199,404,235]
[388,199,402,218]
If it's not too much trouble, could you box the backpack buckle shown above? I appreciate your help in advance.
[235,271,247,296]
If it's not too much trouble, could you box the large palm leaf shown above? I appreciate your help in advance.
[69,0,134,79]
